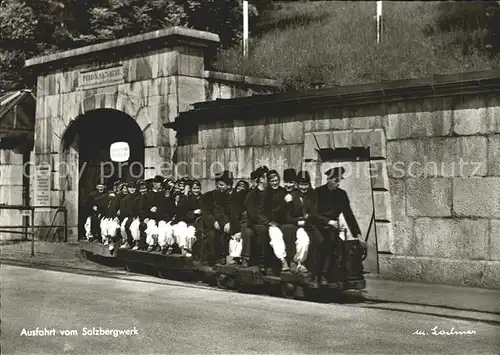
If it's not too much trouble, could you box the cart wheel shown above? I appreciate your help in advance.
[309,288,335,303]
[158,268,168,279]
[295,285,306,300]
[280,282,296,299]
[226,277,237,290]
[304,287,322,302]
[216,274,228,289]
[267,283,281,297]
[237,284,253,294]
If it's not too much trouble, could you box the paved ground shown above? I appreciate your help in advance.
[2,241,499,315]
[2,264,499,355]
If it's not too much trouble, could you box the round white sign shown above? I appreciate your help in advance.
[110,142,130,162]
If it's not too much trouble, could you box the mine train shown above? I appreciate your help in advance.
[79,167,368,302]
[79,238,367,302]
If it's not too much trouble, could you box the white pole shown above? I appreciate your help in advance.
[376,1,382,44]
[243,0,249,57]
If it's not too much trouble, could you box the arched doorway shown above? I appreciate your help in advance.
[61,109,145,239]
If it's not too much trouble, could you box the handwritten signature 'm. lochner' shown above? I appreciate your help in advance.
[413,326,477,336]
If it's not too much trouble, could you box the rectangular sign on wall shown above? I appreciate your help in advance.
[35,166,50,208]
[78,65,124,90]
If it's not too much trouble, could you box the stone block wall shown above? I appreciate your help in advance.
[0,149,26,240]
[175,93,500,288]
[383,94,500,289]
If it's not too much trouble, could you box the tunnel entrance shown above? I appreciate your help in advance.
[61,109,145,239]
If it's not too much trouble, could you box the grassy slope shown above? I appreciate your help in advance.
[214,1,500,91]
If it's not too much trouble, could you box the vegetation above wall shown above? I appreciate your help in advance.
[214,1,500,91]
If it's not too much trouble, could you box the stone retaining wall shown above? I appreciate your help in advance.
[175,93,500,289]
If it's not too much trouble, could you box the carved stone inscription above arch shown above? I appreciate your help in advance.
[50,91,155,153]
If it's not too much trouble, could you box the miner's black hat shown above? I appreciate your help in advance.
[145,178,154,189]
[325,166,345,180]
[283,168,297,183]
[254,166,269,180]
[136,179,146,188]
[297,170,311,184]
[153,175,164,183]
[236,179,250,190]
[215,170,234,186]
[266,169,280,179]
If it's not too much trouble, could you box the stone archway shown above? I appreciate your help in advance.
[52,90,155,147]
[59,108,145,239]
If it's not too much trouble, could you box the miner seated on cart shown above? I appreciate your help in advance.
[226,179,250,266]
[119,181,141,249]
[314,166,365,285]
[138,176,163,252]
[170,179,203,258]
[263,169,293,274]
[107,181,130,249]
[239,167,305,275]
[157,179,176,255]
[281,169,318,276]
[164,177,190,255]
[241,166,271,271]
[199,170,234,266]
[235,166,295,273]
[100,180,124,251]
[83,182,110,241]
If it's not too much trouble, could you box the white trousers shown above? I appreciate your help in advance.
[146,219,159,246]
[100,218,109,237]
[173,221,197,251]
[120,217,140,242]
[229,232,243,258]
[120,218,129,241]
[294,228,310,263]
[106,218,120,238]
[130,218,141,241]
[84,217,92,238]
[268,226,287,260]
[158,221,175,247]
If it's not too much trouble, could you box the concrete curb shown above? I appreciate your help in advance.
[361,295,500,320]
[353,302,500,326]
[360,277,500,315]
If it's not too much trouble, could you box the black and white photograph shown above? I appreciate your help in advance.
[1,0,499,354]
